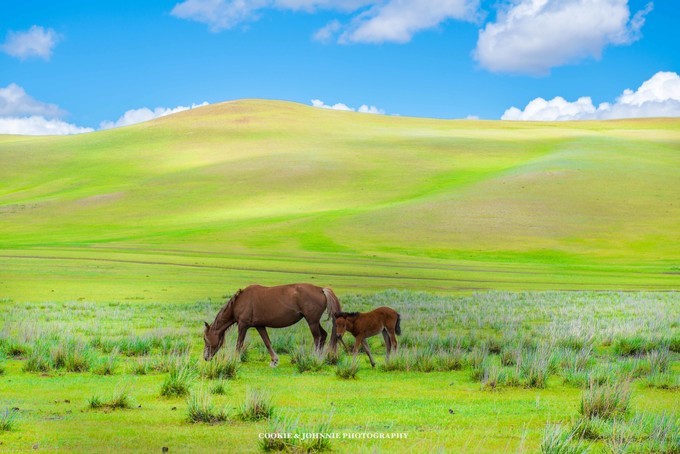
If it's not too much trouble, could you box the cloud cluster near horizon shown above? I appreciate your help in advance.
[99,103,209,129]
[1,26,62,60]
[311,98,385,114]
[502,71,680,121]
[0,83,209,135]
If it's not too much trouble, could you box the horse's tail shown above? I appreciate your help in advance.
[322,288,342,321]
[395,313,402,336]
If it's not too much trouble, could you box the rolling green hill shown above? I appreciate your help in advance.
[1,100,678,300]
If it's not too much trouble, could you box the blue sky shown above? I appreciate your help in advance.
[1,0,679,134]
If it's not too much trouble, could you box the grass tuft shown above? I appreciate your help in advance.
[186,387,228,423]
[0,407,18,432]
[236,388,274,421]
[580,380,630,420]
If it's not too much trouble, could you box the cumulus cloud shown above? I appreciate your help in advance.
[172,0,478,43]
[0,83,64,117]
[0,83,92,135]
[99,102,209,129]
[337,0,479,44]
[311,98,385,114]
[1,25,62,60]
[475,0,653,75]
[0,117,93,135]
[502,71,680,121]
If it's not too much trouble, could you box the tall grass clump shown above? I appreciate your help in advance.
[161,361,196,398]
[186,387,228,423]
[22,341,53,373]
[540,424,589,454]
[520,346,552,389]
[200,350,239,380]
[291,346,325,373]
[0,338,27,358]
[50,339,91,372]
[236,388,274,421]
[259,412,333,453]
[0,407,18,431]
[88,389,134,410]
[380,349,413,372]
[613,336,656,356]
[335,357,359,380]
[580,379,631,420]
[117,336,153,356]
[92,347,119,375]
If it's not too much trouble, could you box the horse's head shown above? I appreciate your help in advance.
[203,321,224,361]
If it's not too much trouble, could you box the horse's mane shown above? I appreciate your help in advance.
[211,289,242,332]
[336,311,360,318]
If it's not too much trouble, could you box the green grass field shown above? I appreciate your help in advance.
[1,101,679,452]
[1,291,678,452]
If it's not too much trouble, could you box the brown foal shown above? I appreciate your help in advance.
[334,306,401,367]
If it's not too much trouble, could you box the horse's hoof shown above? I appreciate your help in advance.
[270,360,279,368]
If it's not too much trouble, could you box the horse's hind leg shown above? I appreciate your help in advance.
[306,321,326,353]
[382,329,392,359]
[256,327,279,367]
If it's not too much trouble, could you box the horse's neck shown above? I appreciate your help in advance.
[212,304,235,334]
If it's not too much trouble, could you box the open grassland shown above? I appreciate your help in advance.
[1,100,680,300]
[1,291,678,452]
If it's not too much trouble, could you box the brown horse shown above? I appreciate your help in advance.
[334,307,401,368]
[203,284,342,367]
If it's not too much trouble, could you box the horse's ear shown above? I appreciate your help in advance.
[204,321,210,329]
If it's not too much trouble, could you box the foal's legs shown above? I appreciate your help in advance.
[382,329,392,359]
[388,329,398,354]
[255,327,279,367]
[361,339,376,368]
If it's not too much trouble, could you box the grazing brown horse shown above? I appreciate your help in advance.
[334,307,401,368]
[203,284,342,367]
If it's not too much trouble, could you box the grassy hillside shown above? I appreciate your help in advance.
[1,100,679,300]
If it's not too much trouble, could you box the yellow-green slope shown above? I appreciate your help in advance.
[0,100,678,299]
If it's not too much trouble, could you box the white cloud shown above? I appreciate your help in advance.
[338,0,479,44]
[0,117,93,136]
[99,102,209,129]
[0,83,64,117]
[311,98,385,114]
[502,71,680,121]
[172,0,478,43]
[171,0,269,32]
[0,83,91,135]
[313,20,342,42]
[475,0,653,75]
[1,26,62,61]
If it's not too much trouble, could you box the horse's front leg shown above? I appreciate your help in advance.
[235,323,248,353]
[361,339,376,368]
[255,326,279,367]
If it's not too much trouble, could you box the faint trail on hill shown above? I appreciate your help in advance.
[0,254,674,289]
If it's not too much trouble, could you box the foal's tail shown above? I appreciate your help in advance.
[395,313,402,336]
[322,288,342,321]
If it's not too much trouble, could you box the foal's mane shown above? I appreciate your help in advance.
[336,311,360,318]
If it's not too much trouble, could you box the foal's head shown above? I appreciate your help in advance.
[203,321,224,361]
[334,312,358,337]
